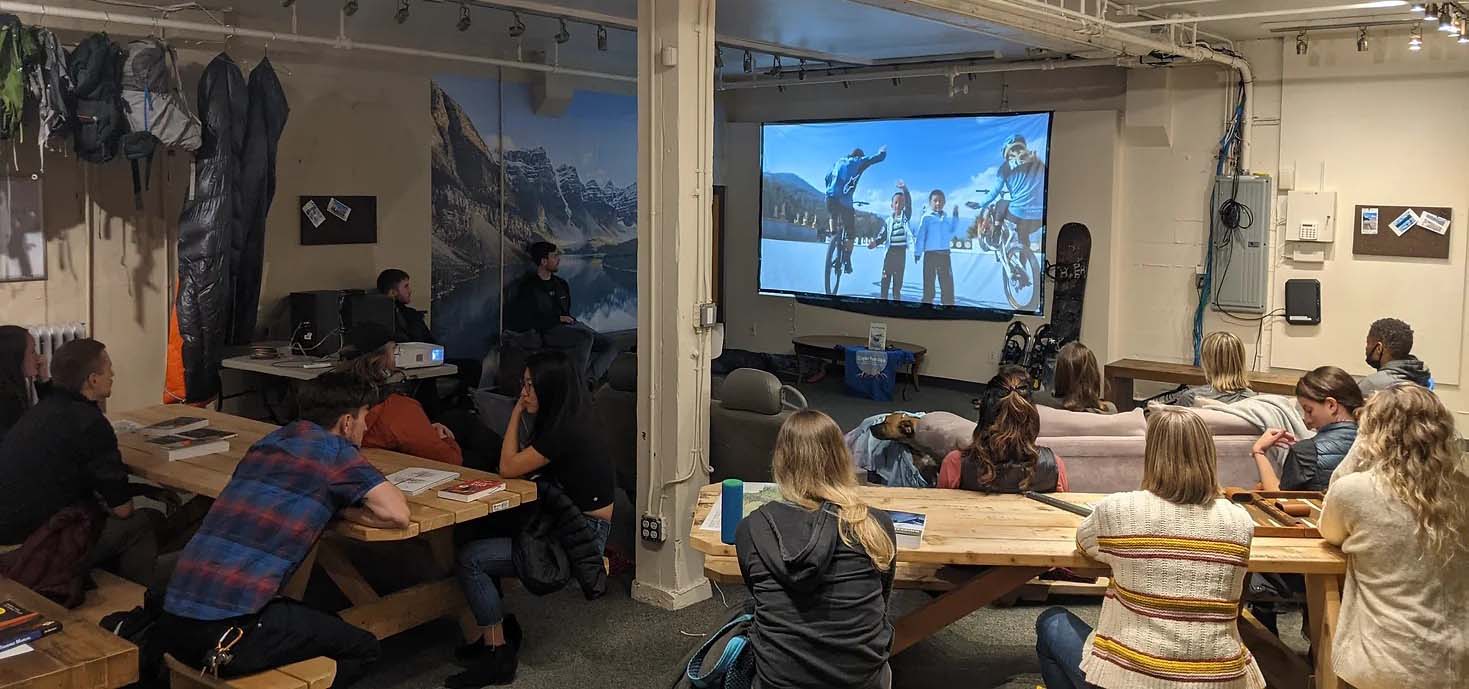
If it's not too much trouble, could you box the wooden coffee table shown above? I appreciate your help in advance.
[792,335,927,399]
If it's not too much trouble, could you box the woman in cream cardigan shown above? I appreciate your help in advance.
[1035,407,1264,689]
[1320,383,1469,689]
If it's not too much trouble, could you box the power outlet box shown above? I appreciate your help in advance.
[640,514,666,543]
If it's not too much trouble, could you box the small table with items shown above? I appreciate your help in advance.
[217,354,459,419]
[0,577,138,689]
[110,406,533,641]
[691,485,1351,689]
[792,335,927,400]
[1104,358,1304,411]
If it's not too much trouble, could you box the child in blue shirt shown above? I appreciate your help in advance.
[912,189,964,306]
[867,181,913,301]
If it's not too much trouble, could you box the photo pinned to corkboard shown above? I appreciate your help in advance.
[1354,204,1451,259]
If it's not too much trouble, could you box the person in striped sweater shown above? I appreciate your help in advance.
[867,181,913,301]
[1035,407,1265,689]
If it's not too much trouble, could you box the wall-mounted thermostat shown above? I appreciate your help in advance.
[1285,190,1337,243]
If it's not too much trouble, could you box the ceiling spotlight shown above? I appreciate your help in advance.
[554,19,570,44]
[1425,3,1440,21]
[282,0,295,6]
[1410,23,1424,49]
[891,77,901,86]
[777,85,786,93]
[841,80,850,88]
[456,2,470,31]
[1357,27,1369,51]
[1411,2,1426,11]
[715,48,723,69]
[798,58,806,81]
[742,50,752,73]
[395,0,410,24]
[342,0,358,16]
[508,11,526,38]
[1295,31,1308,55]
[597,25,608,51]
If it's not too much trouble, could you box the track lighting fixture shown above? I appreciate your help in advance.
[554,19,570,45]
[715,48,723,69]
[597,25,608,51]
[777,85,785,93]
[281,0,295,7]
[797,58,806,81]
[841,80,850,88]
[742,50,752,73]
[508,12,526,38]
[456,2,470,31]
[1410,23,1424,50]
[767,55,782,77]
[891,77,901,86]
[395,0,410,24]
[1411,2,1426,11]
[343,0,358,16]
[1425,3,1440,21]
[1295,31,1308,55]
[1357,27,1369,52]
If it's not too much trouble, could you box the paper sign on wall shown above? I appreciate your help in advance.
[1417,210,1451,235]
[1388,209,1418,237]
[1360,207,1379,235]
[302,200,326,228]
[327,197,352,222]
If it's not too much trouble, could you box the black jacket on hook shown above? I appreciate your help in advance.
[230,57,289,346]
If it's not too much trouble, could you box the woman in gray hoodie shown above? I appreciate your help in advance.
[736,410,897,689]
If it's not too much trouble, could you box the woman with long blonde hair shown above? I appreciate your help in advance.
[736,409,897,689]
[1037,408,1264,689]
[1177,331,1256,406]
[1319,384,1469,689]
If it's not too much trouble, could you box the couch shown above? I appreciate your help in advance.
[898,405,1274,494]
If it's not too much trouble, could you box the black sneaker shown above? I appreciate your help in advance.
[445,644,517,687]
[454,616,522,662]
[504,615,523,653]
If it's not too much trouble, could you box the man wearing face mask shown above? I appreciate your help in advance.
[976,134,1047,245]
[1357,318,1433,397]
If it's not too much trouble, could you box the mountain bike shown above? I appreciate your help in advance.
[824,200,869,295]
[968,195,1042,311]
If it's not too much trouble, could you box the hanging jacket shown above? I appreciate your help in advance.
[174,54,246,402]
[229,57,288,345]
[25,27,72,156]
[69,33,125,163]
[0,503,103,608]
[511,478,607,599]
[735,501,895,689]
[1357,357,1433,397]
[0,14,35,141]
[121,38,201,209]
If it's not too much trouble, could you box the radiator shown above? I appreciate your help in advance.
[27,322,87,378]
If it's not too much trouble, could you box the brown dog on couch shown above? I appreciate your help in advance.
[870,411,977,481]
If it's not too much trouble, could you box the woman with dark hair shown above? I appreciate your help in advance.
[1050,342,1115,414]
[0,325,45,442]
[940,368,1067,493]
[449,350,615,687]
[1249,365,1362,493]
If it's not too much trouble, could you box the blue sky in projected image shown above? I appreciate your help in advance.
[435,74,637,188]
[762,113,1050,213]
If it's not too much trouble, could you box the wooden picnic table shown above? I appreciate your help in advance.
[0,577,138,689]
[691,485,1350,689]
[111,406,537,640]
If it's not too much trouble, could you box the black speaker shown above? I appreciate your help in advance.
[288,290,345,354]
[342,292,396,335]
[1285,279,1321,325]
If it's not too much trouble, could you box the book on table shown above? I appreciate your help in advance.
[385,468,461,496]
[174,427,237,442]
[0,601,38,633]
[887,510,926,549]
[138,416,209,437]
[134,434,230,461]
[438,478,506,503]
[0,605,61,654]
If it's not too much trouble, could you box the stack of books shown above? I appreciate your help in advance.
[121,416,234,461]
[0,601,62,656]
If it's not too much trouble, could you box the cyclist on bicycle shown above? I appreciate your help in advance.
[975,135,1047,287]
[824,145,888,274]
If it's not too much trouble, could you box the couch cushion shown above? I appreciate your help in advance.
[1037,406,1146,437]
[1040,434,1265,494]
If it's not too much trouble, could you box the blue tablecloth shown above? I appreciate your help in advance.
[839,346,916,401]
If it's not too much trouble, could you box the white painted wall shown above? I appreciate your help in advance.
[719,69,1125,384]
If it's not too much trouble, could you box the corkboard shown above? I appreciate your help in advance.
[1353,205,1451,259]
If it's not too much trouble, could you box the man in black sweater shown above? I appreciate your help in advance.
[376,268,434,344]
[505,242,618,385]
[0,339,165,587]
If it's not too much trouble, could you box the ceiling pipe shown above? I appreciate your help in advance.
[0,0,636,82]
[718,57,1121,90]
[1112,1,1411,28]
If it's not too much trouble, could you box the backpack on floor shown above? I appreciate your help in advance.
[69,33,125,164]
[678,606,755,689]
[121,38,200,208]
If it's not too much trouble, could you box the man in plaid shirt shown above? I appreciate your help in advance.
[148,371,410,688]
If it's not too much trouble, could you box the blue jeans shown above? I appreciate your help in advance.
[1035,607,1099,689]
[458,516,612,626]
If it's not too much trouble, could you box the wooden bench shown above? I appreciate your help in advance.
[74,570,147,627]
[705,555,1109,599]
[165,654,338,689]
[1105,358,1305,411]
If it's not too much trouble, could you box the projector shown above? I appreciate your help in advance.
[395,342,445,369]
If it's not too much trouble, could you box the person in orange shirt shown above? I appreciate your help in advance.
[336,323,464,466]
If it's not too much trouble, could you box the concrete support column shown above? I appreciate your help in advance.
[631,0,716,610]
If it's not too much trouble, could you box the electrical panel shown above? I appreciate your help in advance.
[1285,190,1337,243]
[1210,175,1273,314]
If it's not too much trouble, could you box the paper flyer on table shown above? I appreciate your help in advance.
[0,644,33,659]
[700,482,782,532]
[1417,210,1451,235]
[1388,209,1418,236]
[1359,207,1378,235]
